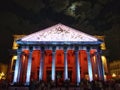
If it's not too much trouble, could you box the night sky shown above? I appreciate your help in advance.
[0,0,120,64]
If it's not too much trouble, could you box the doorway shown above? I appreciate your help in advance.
[56,70,64,85]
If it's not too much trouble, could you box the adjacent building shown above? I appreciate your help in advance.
[109,60,120,79]
[0,63,8,81]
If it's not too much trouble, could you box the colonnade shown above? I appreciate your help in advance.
[13,45,105,85]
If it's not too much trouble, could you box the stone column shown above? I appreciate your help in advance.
[90,47,98,80]
[51,46,56,81]
[25,47,33,85]
[86,46,93,81]
[13,47,22,83]
[39,47,44,80]
[75,46,81,85]
[33,46,44,81]
[96,48,105,81]
[64,46,68,80]
[91,51,97,80]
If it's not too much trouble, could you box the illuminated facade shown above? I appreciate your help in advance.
[9,24,108,85]
[0,63,8,80]
[109,60,120,79]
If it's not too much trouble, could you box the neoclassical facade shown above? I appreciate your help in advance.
[9,24,108,85]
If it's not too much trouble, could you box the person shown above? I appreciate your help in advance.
[47,81,51,90]
[79,81,84,90]
[29,79,35,90]
[64,79,69,90]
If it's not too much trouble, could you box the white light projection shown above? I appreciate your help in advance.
[21,24,98,42]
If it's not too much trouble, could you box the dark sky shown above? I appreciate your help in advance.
[0,0,120,63]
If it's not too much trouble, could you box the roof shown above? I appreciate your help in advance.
[17,23,102,45]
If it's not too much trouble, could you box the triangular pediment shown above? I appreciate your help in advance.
[20,23,99,42]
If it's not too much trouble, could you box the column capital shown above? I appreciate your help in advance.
[81,46,87,50]
[21,45,29,50]
[78,46,82,50]
[20,45,34,52]
[56,46,63,50]
[83,46,92,52]
[81,46,92,52]
[44,46,51,50]
[33,46,41,50]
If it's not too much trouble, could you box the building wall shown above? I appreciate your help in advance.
[9,35,25,82]
[0,63,8,80]
[95,35,109,75]
[109,60,120,79]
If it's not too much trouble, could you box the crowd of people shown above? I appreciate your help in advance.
[0,79,120,90]
[0,79,8,90]
[28,79,120,90]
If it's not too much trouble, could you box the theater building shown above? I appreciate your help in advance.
[9,23,108,85]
